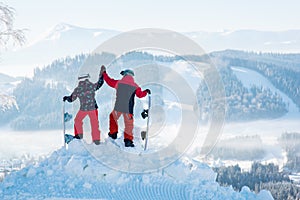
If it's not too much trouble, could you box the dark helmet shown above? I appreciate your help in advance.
[120,69,134,76]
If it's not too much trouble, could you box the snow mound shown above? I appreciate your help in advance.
[0,140,273,200]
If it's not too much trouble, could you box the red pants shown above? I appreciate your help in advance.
[74,109,100,141]
[109,110,134,140]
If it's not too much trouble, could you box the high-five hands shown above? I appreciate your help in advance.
[100,65,106,76]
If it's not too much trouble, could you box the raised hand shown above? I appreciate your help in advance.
[100,65,106,76]
[145,89,151,94]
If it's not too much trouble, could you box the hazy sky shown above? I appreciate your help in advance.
[3,0,300,43]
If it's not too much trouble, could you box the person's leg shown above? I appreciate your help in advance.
[88,109,101,142]
[74,110,87,138]
[123,113,134,141]
[109,110,121,139]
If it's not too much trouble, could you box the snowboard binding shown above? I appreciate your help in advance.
[141,131,146,140]
[141,109,149,119]
[64,112,72,122]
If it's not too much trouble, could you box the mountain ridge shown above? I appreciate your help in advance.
[1,23,300,77]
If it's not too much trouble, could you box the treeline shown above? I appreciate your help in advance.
[211,50,300,71]
[212,50,300,110]
[0,95,18,126]
[11,78,67,130]
[214,163,300,200]
[197,66,287,121]
[6,55,87,130]
[279,132,300,172]
[2,50,298,129]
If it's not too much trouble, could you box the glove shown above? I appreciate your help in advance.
[100,65,106,76]
[63,96,70,102]
[145,89,151,94]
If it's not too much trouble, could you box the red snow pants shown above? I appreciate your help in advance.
[74,109,100,141]
[109,110,134,141]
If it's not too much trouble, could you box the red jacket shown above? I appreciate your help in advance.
[103,72,147,114]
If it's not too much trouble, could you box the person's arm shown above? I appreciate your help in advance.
[63,88,78,102]
[70,88,78,102]
[94,75,104,90]
[135,87,150,98]
[103,71,118,88]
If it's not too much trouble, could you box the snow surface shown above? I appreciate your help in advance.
[0,140,273,200]
[0,129,62,160]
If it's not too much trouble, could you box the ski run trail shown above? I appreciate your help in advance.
[0,140,273,200]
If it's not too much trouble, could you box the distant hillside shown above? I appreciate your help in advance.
[0,73,20,83]
[211,49,300,71]
[210,50,300,109]
[185,29,300,53]
[1,50,299,130]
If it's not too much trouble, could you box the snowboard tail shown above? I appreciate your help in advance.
[64,134,74,144]
[141,131,146,140]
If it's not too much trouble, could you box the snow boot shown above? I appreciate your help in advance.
[124,139,135,147]
[74,134,83,139]
[108,132,118,140]
[94,140,100,145]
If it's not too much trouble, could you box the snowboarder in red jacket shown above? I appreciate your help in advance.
[63,69,104,145]
[101,65,151,147]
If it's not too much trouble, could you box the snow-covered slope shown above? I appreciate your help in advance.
[231,66,300,118]
[0,140,273,200]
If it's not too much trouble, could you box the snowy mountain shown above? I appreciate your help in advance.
[0,140,273,199]
[1,23,300,77]
[185,29,300,53]
[0,23,120,76]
